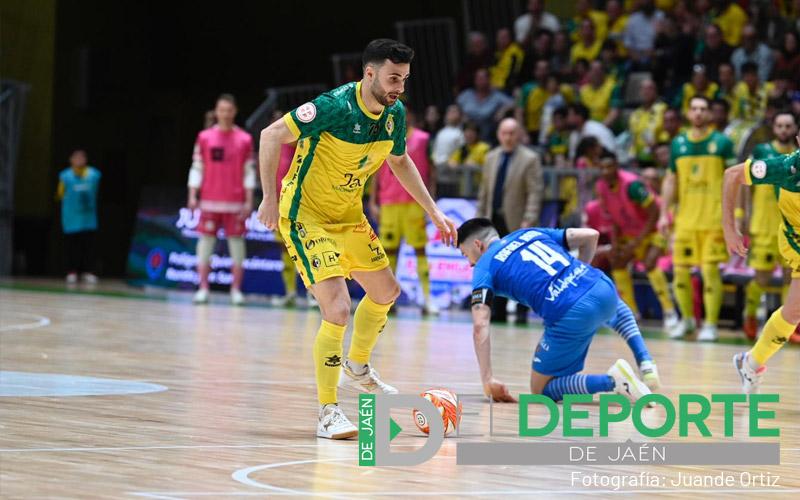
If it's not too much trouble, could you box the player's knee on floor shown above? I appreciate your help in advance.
[529,371,553,395]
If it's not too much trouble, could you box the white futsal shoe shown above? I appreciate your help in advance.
[669,318,696,339]
[662,310,680,332]
[733,352,765,394]
[193,288,209,304]
[317,403,358,440]
[638,360,661,390]
[230,288,245,306]
[339,361,398,395]
[697,324,718,342]
[608,359,652,405]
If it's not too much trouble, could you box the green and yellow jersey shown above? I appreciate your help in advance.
[669,129,736,231]
[281,81,406,225]
[745,150,800,260]
[749,141,795,237]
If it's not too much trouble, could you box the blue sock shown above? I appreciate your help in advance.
[542,374,615,401]
[607,299,652,365]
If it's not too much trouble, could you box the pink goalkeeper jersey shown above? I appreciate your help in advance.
[194,125,254,212]
[377,127,431,205]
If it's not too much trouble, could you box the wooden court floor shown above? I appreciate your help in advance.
[1,281,799,499]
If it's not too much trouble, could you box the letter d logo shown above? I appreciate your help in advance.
[360,394,444,466]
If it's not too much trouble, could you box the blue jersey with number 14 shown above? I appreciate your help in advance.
[471,228,604,325]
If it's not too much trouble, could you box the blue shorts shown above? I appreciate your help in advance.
[532,274,618,377]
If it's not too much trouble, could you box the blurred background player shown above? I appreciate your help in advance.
[723,133,800,393]
[741,111,798,340]
[187,94,256,305]
[57,149,101,284]
[596,152,677,331]
[457,219,659,404]
[370,107,438,314]
[257,39,456,440]
[659,96,735,341]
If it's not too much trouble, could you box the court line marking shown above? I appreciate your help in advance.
[0,443,435,453]
[0,313,50,332]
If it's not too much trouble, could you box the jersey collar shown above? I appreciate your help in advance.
[355,81,384,121]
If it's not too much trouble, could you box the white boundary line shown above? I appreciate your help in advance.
[0,313,50,332]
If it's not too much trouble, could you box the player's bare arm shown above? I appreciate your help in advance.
[257,118,296,230]
[386,152,457,246]
[566,227,599,264]
[722,163,748,257]
[657,170,676,234]
[471,301,516,403]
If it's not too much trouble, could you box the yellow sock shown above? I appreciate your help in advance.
[751,307,797,366]
[313,320,346,405]
[416,253,430,301]
[281,250,297,295]
[673,266,694,320]
[612,268,639,315]
[701,263,723,325]
[387,251,398,274]
[744,280,763,317]
[646,268,674,314]
[348,295,392,364]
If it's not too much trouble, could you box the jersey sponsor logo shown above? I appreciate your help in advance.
[311,255,322,269]
[323,251,338,267]
[751,160,767,179]
[544,263,590,302]
[296,102,317,123]
[386,114,395,135]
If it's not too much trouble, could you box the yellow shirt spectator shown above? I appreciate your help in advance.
[490,42,525,90]
[677,81,720,115]
[571,38,603,64]
[519,82,575,133]
[449,141,490,166]
[629,101,668,163]
[571,10,609,42]
[714,2,748,46]
[731,81,776,122]
[580,77,622,123]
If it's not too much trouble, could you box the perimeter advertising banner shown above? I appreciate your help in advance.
[126,198,476,306]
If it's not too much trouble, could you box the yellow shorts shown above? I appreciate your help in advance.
[673,229,729,267]
[379,202,427,250]
[279,217,389,287]
[619,233,667,262]
[748,233,786,272]
[778,229,800,278]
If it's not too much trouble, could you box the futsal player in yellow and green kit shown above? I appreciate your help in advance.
[256,39,457,440]
[723,126,800,393]
[658,96,736,342]
[740,112,797,339]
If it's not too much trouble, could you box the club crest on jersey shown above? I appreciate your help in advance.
[386,114,395,135]
[708,141,717,154]
[296,102,316,123]
[353,123,361,134]
[751,160,767,179]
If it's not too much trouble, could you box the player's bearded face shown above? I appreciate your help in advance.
[774,116,798,143]
[369,62,409,106]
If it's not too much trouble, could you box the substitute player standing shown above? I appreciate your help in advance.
[457,218,659,404]
[257,39,457,439]
[723,126,800,393]
[188,94,256,306]
[658,96,736,341]
[741,112,797,339]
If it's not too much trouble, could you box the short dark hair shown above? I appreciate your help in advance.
[741,62,759,76]
[552,106,568,119]
[774,110,798,125]
[217,93,237,107]
[457,218,496,246]
[362,39,414,68]
[568,103,590,121]
[463,121,480,133]
[711,98,730,112]
[600,150,617,162]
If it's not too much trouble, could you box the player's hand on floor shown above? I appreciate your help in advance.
[257,199,279,231]
[430,209,457,247]
[724,229,748,257]
[485,378,516,403]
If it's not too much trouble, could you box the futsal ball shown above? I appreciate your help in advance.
[412,388,462,436]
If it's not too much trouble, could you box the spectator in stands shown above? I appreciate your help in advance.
[423,105,442,136]
[575,136,604,168]
[606,0,629,55]
[514,0,560,45]
[432,104,464,165]
[579,60,623,130]
[570,0,609,43]
[520,28,554,82]
[623,0,665,69]
[641,165,664,193]
[599,39,625,81]
[477,118,543,323]
[696,23,733,82]
[537,74,576,145]
[716,61,737,111]
[449,121,490,168]
[490,28,525,93]
[662,107,683,141]
[517,60,574,145]
[732,62,778,122]
[652,142,672,171]
[571,18,603,64]
[566,103,616,159]
[712,0,749,47]
[543,106,570,167]
[456,68,515,142]
[710,98,731,131]
[668,11,701,87]
[772,31,800,84]
[629,79,669,167]
[675,64,720,115]
[731,24,775,82]
[651,16,679,90]
[456,32,493,92]
[550,30,572,78]
[572,58,591,86]
[57,149,101,285]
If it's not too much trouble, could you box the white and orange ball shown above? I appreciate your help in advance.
[412,388,462,436]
